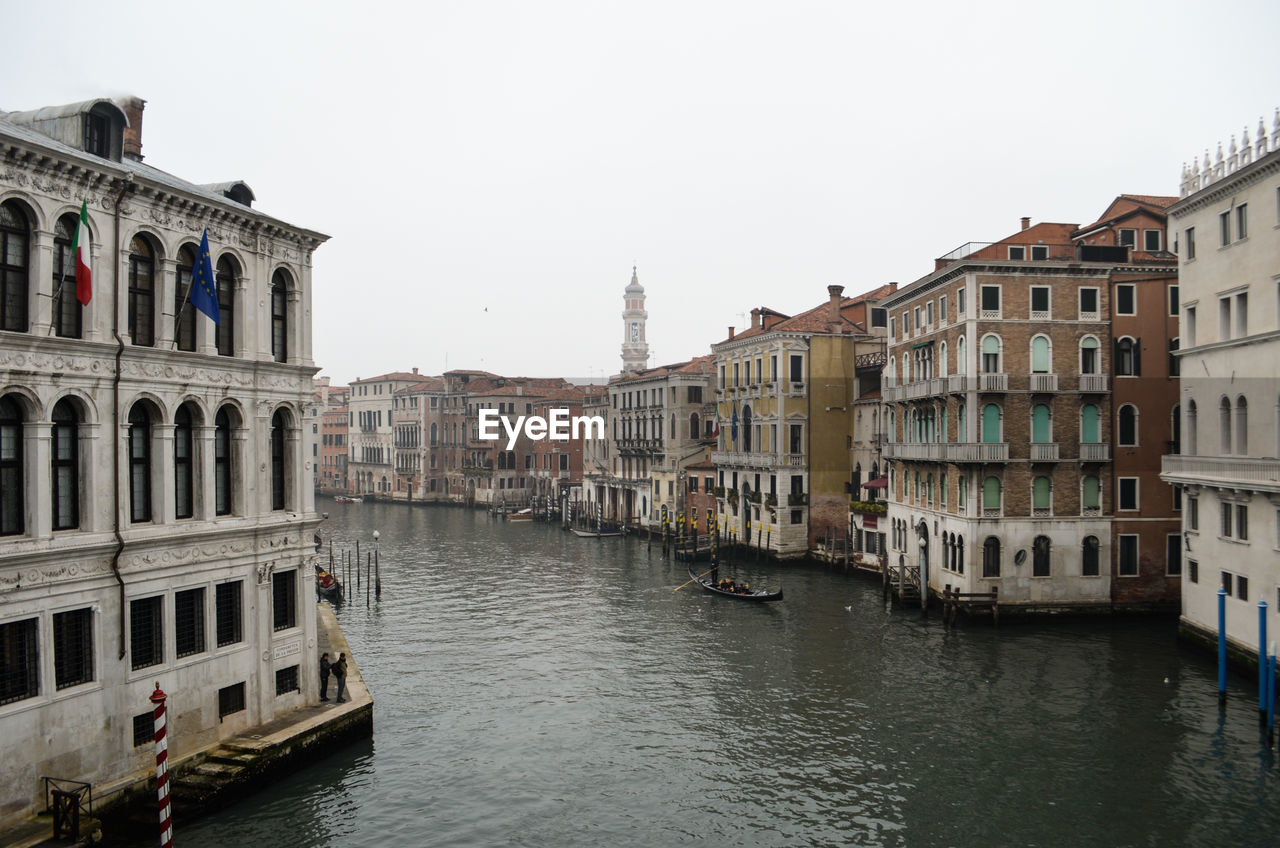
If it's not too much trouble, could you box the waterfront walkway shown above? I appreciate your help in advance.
[0,603,372,848]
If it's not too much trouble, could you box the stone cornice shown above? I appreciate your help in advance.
[1168,148,1280,218]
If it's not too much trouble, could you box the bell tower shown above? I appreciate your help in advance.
[621,265,649,373]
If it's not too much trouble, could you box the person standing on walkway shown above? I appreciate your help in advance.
[319,652,331,701]
[333,652,348,703]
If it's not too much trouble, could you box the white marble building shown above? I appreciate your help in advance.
[1162,114,1280,657]
[0,97,327,823]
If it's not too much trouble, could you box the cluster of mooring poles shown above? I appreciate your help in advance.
[1215,591,1278,747]
[326,531,383,608]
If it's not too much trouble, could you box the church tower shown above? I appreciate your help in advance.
[621,265,649,373]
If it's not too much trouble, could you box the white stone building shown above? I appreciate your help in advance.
[0,97,327,823]
[347,370,420,495]
[1162,114,1280,656]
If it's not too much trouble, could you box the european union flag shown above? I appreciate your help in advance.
[190,229,220,324]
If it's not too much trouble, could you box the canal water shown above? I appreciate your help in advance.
[170,503,1276,847]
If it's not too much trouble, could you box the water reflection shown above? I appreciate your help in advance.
[160,503,1277,847]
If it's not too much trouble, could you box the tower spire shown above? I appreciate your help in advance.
[621,266,649,373]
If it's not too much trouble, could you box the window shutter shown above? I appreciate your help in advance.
[1133,338,1141,376]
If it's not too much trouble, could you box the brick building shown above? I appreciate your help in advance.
[882,202,1179,611]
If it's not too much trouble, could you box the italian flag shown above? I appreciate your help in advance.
[73,201,91,305]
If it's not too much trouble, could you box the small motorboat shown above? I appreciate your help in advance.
[333,495,363,504]
[505,508,534,521]
[689,566,782,602]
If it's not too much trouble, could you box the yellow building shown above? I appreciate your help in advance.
[711,284,894,557]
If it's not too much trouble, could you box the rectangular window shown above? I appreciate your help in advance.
[958,288,966,314]
[789,425,802,454]
[1116,285,1135,315]
[1144,230,1162,251]
[1185,227,1196,259]
[174,587,206,659]
[215,581,241,648]
[1221,502,1233,538]
[889,316,896,339]
[1220,210,1231,246]
[1237,574,1249,601]
[926,301,934,326]
[1030,245,1048,260]
[1118,228,1136,247]
[130,597,163,670]
[1119,535,1139,576]
[1118,477,1138,511]
[1236,504,1248,541]
[1236,204,1248,240]
[870,307,887,328]
[980,285,1000,314]
[913,307,920,330]
[790,509,802,525]
[53,608,94,689]
[218,682,246,720]
[272,570,296,632]
[0,618,39,705]
[789,355,803,383]
[1187,560,1198,583]
[275,665,299,696]
[1221,570,1233,594]
[939,296,947,323]
[133,711,154,746]
[1008,246,1025,260]
[1030,286,1050,317]
[1166,534,1182,576]
[901,312,909,338]
[1079,288,1099,317]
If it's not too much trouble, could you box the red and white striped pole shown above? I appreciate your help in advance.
[150,683,173,848]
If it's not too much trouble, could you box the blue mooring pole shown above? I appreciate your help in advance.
[1260,601,1269,727]
[1268,642,1276,746]
[1218,589,1228,705]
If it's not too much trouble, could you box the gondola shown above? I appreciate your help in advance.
[315,563,343,603]
[689,566,782,602]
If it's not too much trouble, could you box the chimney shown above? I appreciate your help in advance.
[119,97,146,162]
[751,308,760,328]
[412,367,419,375]
[728,326,735,340]
[1020,216,1031,231]
[827,284,845,324]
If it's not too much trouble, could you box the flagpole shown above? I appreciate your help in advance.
[45,282,65,336]
[170,283,195,351]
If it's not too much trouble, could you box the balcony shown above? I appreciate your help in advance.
[883,443,944,461]
[978,374,1008,392]
[1161,455,1280,492]
[1029,374,1058,392]
[1029,443,1060,461]
[946,375,970,394]
[1079,443,1110,462]
[1078,374,1109,393]
[945,442,1009,462]
[711,450,777,468]
[883,384,903,402]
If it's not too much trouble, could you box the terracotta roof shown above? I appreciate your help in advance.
[351,371,424,384]
[615,354,716,383]
[396,377,445,394]
[1074,194,1175,236]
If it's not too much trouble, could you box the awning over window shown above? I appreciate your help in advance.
[863,477,888,489]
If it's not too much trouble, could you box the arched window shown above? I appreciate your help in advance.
[1115,337,1139,376]
[1082,536,1100,576]
[1031,335,1051,373]
[215,256,236,357]
[981,403,1001,444]
[1186,400,1197,455]
[888,356,895,384]
[1235,396,1248,455]
[958,475,967,512]
[1118,404,1137,446]
[174,245,197,351]
[430,422,438,445]
[1033,535,1051,577]
[939,340,948,377]
[1081,404,1100,444]
[215,407,233,516]
[1031,404,1051,443]
[52,213,82,338]
[1033,476,1051,513]
[271,409,287,510]
[982,476,1001,513]
[128,236,155,346]
[957,336,966,375]
[1219,397,1232,454]
[981,335,1001,373]
[956,535,964,574]
[903,353,911,384]
[1080,336,1099,374]
[271,270,289,363]
[982,536,1001,577]
[51,398,79,530]
[174,404,195,519]
[128,403,152,522]
[742,405,752,451]
[0,395,24,535]
[1082,476,1100,514]
[0,201,30,333]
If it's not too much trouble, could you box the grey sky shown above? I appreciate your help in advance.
[3,0,1277,385]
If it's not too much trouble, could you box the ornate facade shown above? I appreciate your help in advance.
[0,97,327,823]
